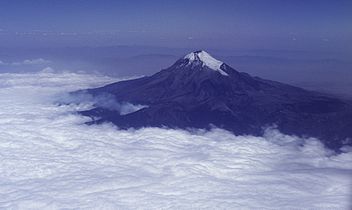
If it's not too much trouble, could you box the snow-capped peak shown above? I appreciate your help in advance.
[184,50,228,76]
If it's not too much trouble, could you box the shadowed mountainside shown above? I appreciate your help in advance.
[75,51,352,151]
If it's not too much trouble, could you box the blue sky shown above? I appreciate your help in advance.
[0,0,351,52]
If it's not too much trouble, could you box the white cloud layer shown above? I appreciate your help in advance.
[0,71,351,209]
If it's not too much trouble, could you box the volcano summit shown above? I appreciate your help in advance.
[77,50,352,150]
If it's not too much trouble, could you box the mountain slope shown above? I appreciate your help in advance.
[77,50,352,150]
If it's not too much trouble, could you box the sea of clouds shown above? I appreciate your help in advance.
[0,70,351,209]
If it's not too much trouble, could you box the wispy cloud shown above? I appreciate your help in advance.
[61,91,147,115]
[0,58,51,66]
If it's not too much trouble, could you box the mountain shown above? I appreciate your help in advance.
[76,50,352,151]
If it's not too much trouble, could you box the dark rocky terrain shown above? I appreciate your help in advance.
[76,50,352,151]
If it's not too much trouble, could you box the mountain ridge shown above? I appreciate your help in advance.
[75,50,352,151]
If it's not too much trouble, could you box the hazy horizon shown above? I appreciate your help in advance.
[1,0,351,97]
[1,0,351,51]
[1,45,351,98]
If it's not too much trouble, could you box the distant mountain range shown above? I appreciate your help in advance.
[75,50,352,151]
